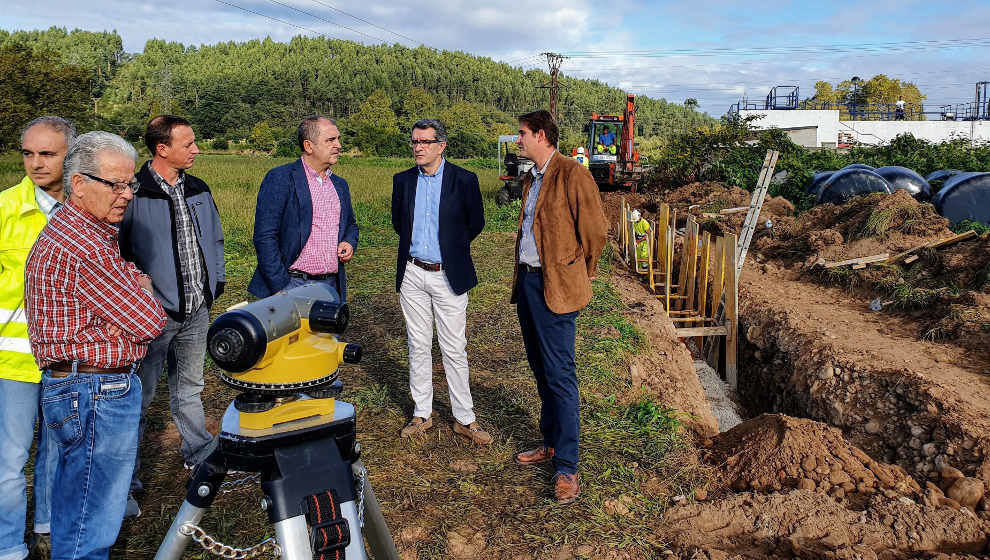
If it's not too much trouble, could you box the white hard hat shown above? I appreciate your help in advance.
[577,146,585,154]
[630,209,641,222]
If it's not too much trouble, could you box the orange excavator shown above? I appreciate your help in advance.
[494,93,645,206]
[583,93,645,191]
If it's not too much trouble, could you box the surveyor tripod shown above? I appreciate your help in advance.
[155,384,398,560]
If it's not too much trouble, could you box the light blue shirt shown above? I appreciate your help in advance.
[518,151,555,267]
[35,186,61,218]
[409,159,445,264]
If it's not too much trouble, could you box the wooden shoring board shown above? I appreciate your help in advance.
[724,232,739,389]
[736,150,779,281]
[823,253,889,268]
[886,230,977,263]
[705,235,726,363]
[675,326,728,337]
[656,203,670,272]
[672,316,719,324]
[664,225,674,313]
[681,218,699,312]
[695,231,711,349]
[673,217,690,311]
[647,219,656,289]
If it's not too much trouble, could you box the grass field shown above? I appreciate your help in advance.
[3,152,702,558]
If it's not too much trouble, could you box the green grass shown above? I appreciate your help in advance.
[3,151,696,559]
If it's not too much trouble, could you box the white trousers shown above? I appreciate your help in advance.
[399,263,476,425]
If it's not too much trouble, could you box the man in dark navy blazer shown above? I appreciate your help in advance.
[391,118,489,444]
[250,116,359,302]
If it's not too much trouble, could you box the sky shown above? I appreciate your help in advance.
[3,0,989,116]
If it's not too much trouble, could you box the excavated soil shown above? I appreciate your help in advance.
[609,265,718,439]
[604,183,990,559]
[703,414,921,506]
[664,490,989,559]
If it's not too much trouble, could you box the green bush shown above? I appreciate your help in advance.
[652,117,990,213]
[210,137,229,150]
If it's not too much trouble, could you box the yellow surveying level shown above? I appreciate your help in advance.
[156,284,397,560]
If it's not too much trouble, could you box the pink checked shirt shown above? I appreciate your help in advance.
[291,159,342,275]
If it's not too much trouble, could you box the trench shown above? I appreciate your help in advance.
[728,299,989,486]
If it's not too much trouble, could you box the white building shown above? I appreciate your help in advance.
[739,109,990,148]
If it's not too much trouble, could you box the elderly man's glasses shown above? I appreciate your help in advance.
[80,172,140,194]
[409,139,443,147]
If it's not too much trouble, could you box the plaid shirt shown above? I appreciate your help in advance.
[25,200,166,368]
[149,166,206,314]
[290,159,341,275]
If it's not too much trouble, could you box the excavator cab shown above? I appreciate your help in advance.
[586,120,620,162]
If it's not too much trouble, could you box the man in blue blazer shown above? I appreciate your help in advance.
[250,116,359,302]
[391,119,489,444]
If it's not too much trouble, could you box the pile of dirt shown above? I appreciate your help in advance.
[659,181,795,237]
[704,414,921,506]
[754,190,951,265]
[662,489,990,559]
[664,181,752,209]
[746,190,988,357]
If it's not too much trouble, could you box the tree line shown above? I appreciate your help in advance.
[0,27,713,156]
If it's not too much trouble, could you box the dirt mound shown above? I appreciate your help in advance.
[756,190,951,264]
[663,490,990,559]
[663,181,752,210]
[705,414,921,506]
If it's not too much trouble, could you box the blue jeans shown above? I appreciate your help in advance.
[41,366,141,560]
[285,275,340,302]
[0,379,55,560]
[515,268,580,475]
[132,306,215,493]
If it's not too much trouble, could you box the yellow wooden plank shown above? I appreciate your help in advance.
[695,231,711,349]
[724,232,739,389]
[675,326,728,337]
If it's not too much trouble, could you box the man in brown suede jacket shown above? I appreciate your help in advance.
[510,110,607,504]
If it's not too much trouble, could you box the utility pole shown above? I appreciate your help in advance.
[537,52,567,125]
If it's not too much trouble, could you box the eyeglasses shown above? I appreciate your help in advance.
[80,172,140,194]
[409,139,443,147]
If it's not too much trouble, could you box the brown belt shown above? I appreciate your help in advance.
[408,257,442,272]
[47,361,134,377]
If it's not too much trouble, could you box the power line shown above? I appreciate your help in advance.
[561,37,990,59]
[267,0,391,44]
[307,0,422,47]
[212,0,332,37]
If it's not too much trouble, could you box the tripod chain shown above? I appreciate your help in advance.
[355,464,367,527]
[179,522,281,559]
[220,472,262,494]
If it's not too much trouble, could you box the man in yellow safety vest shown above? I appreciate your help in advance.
[0,116,74,560]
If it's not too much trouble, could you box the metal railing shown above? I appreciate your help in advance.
[729,100,990,121]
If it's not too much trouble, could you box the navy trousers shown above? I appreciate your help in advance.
[516,267,580,475]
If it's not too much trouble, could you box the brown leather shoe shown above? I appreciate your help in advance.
[553,472,580,504]
[453,421,492,445]
[514,446,554,466]
[400,416,433,438]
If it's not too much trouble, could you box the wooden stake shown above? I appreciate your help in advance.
[695,231,711,349]
[725,232,739,389]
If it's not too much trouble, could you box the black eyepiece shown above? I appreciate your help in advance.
[342,344,362,364]
[309,301,349,333]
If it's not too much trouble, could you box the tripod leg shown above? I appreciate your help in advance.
[273,515,312,560]
[354,461,399,560]
[274,503,367,560]
[154,502,206,560]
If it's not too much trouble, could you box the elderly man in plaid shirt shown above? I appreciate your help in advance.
[118,115,225,517]
[25,131,166,560]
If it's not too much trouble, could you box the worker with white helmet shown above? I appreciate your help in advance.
[573,146,589,168]
[630,209,650,272]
